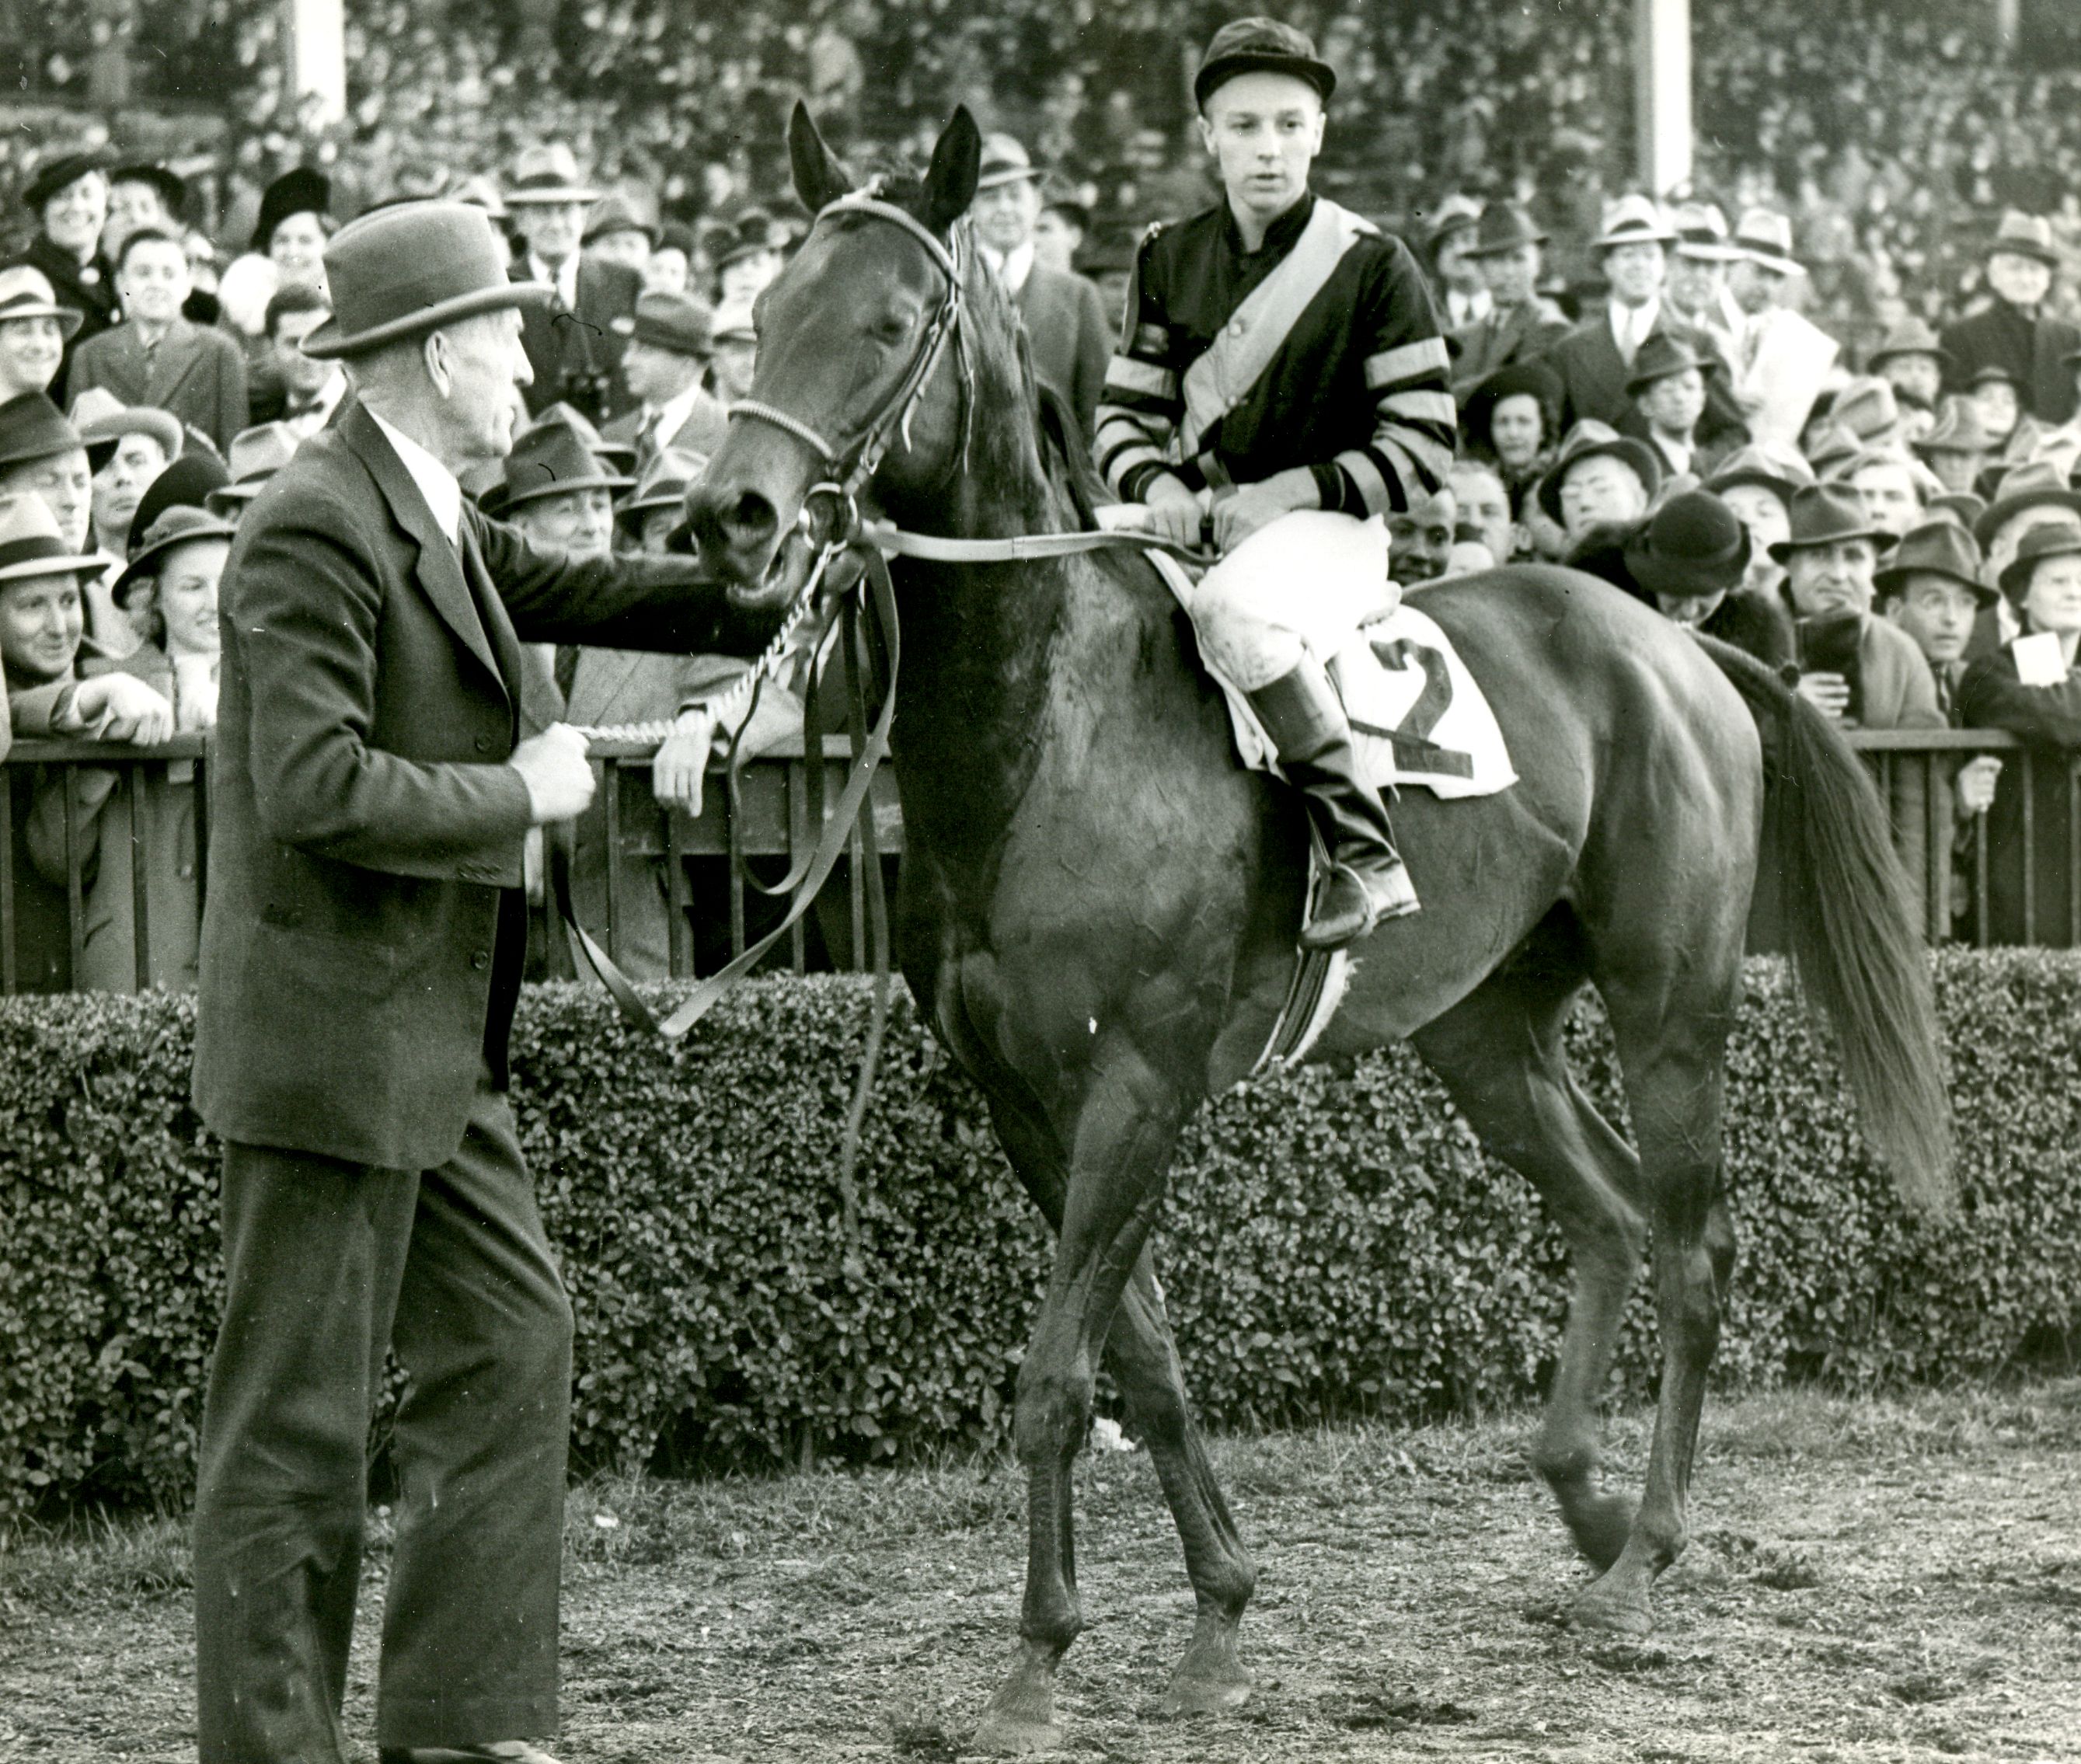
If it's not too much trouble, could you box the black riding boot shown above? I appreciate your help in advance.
[1247,659,1420,950]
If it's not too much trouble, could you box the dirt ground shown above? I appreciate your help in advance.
[2,1381,2078,1763]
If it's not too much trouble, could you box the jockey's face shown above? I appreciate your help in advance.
[1199,74,1325,225]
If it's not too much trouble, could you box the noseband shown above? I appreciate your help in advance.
[728,190,971,542]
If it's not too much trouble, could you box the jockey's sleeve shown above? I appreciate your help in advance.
[1322,242,1457,518]
[1093,226,1188,504]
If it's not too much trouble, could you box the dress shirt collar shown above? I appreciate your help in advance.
[979,240,1036,297]
[287,366,348,434]
[1609,295,1661,359]
[647,379,705,448]
[528,252,581,309]
[368,409,463,544]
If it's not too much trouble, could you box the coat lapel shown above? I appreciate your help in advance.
[342,405,507,699]
[142,319,204,407]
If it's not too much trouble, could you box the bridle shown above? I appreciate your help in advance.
[727,187,973,548]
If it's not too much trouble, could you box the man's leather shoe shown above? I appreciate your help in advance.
[379,1745,562,1764]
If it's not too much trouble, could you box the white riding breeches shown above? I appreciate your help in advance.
[1182,510,1399,692]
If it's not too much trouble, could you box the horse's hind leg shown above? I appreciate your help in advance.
[1107,1250,1257,1715]
[1413,946,1650,1573]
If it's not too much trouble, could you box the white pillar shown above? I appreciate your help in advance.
[1635,0,1692,195]
[283,0,346,127]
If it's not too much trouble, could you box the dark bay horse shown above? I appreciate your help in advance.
[686,106,1954,1755]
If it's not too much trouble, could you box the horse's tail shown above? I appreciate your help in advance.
[1696,636,1957,1218]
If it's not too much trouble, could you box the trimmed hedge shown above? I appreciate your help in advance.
[2,953,2077,1522]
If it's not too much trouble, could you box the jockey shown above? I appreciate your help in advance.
[1093,16,1456,947]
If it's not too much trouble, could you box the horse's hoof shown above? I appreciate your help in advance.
[1560,1490,1638,1574]
[1570,1581,1654,1637]
[971,1712,1068,1756]
[1162,1667,1253,1717]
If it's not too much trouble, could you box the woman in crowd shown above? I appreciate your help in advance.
[1461,360,1563,524]
[18,151,119,398]
[0,265,79,405]
[1959,521,2081,946]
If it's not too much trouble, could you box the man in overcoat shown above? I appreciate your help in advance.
[1447,200,1569,399]
[1940,212,2081,427]
[504,146,640,426]
[187,200,789,1764]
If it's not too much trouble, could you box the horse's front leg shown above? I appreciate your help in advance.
[974,1052,1187,1757]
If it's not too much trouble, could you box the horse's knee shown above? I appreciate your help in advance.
[1013,1355,1095,1464]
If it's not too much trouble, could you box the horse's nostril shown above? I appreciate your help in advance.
[728,491,777,539]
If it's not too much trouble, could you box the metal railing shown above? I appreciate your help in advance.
[2,730,2075,995]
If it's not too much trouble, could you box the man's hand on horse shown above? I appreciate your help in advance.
[1209,471,1315,553]
[653,708,717,817]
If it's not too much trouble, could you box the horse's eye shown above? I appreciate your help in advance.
[872,314,912,345]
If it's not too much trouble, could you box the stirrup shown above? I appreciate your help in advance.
[1301,858,1420,950]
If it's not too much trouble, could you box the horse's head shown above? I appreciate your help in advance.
[685,104,981,589]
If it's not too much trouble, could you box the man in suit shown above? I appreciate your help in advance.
[1448,200,1569,398]
[504,145,640,427]
[1423,194,1488,332]
[1544,195,1741,437]
[188,201,790,1764]
[1940,212,2081,427]
[969,134,1114,441]
[1724,209,1841,451]
[16,148,120,402]
[601,291,728,468]
[68,229,249,453]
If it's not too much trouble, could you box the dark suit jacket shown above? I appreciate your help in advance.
[20,235,120,405]
[603,387,731,466]
[1957,636,2081,945]
[192,402,784,1170]
[1939,298,2081,425]
[68,315,249,453]
[1017,265,1113,442]
[515,257,642,426]
[1449,297,1570,399]
[1542,305,1744,439]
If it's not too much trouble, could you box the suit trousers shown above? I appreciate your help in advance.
[192,1077,573,1761]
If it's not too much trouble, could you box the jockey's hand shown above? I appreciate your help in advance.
[1793,671,1852,721]
[1210,470,1314,554]
[1141,477,1203,551]
[1955,753,2003,817]
[654,708,716,817]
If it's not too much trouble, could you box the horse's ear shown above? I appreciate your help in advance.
[789,101,852,214]
[921,106,981,235]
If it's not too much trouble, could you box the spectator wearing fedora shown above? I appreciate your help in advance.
[1621,330,1746,480]
[710,207,789,308]
[186,199,793,1764]
[0,392,96,561]
[73,389,184,648]
[1536,420,1661,546]
[581,193,657,279]
[1915,399,1998,498]
[1940,212,2081,427]
[1723,207,1842,451]
[202,421,300,523]
[1957,521,2081,943]
[0,264,81,411]
[1664,201,1747,360]
[1568,487,1793,666]
[1545,195,1742,438]
[1974,459,2081,622]
[506,145,640,426]
[1448,202,1569,398]
[971,133,1114,441]
[1959,362,2051,466]
[1706,441,1814,604]
[1423,193,1489,331]
[707,298,759,406]
[1877,520,2001,725]
[1868,318,1951,410]
[68,228,249,454]
[19,148,120,400]
[601,291,729,469]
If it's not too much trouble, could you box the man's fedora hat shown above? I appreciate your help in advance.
[1832,375,1901,444]
[1868,317,1952,371]
[977,134,1045,193]
[111,503,239,604]
[710,298,758,345]
[0,264,84,339]
[299,202,552,361]
[68,388,184,471]
[1925,490,1987,531]
[1591,194,1676,253]
[529,400,636,475]
[1874,518,1996,608]
[110,161,189,219]
[1804,421,1863,480]
[1706,441,1814,504]
[1731,207,1800,277]
[1971,458,2081,549]
[1623,332,1709,397]
[252,166,331,253]
[479,414,633,518]
[583,193,657,248]
[630,290,713,359]
[1669,201,1742,263]
[22,148,113,212]
[1985,210,2060,267]
[1767,482,1890,561]
[447,173,511,222]
[1915,399,1997,457]
[1464,200,1547,258]
[617,445,709,530]
[0,493,105,584]
[1967,363,2020,391]
[504,143,601,207]
[1997,519,2081,601]
[0,393,88,471]
[712,211,789,270]
[1624,489,1752,596]
[1193,16,1337,111]
[1422,193,1483,256]
[130,452,230,553]
[1536,420,1664,524]
[204,422,302,512]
